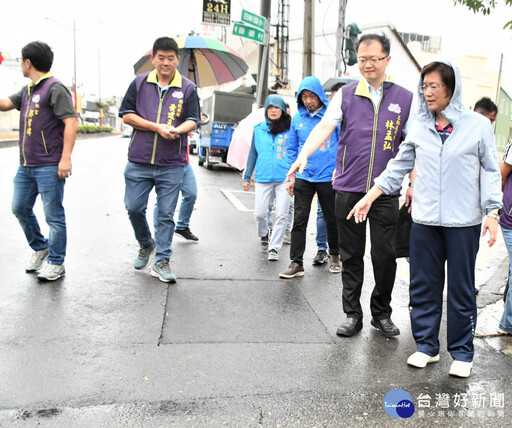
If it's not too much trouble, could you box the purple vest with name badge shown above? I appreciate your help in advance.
[334,81,413,194]
[128,72,196,167]
[19,76,66,167]
[502,172,512,230]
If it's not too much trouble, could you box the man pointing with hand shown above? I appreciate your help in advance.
[287,34,413,338]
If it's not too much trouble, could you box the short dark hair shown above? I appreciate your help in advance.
[330,82,344,93]
[474,97,498,114]
[421,62,456,98]
[355,33,391,56]
[21,41,53,73]
[152,37,179,56]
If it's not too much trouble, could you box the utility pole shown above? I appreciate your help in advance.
[496,52,503,104]
[98,51,102,127]
[334,0,347,77]
[302,0,314,78]
[73,20,77,114]
[257,0,271,107]
[256,19,271,108]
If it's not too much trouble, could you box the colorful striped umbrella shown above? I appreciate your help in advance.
[133,36,249,88]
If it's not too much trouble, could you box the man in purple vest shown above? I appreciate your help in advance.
[0,41,77,281]
[119,37,200,283]
[287,34,413,338]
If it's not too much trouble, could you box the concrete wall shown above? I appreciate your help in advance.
[411,50,500,109]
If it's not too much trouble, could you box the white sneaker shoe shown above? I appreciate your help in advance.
[268,249,279,261]
[407,351,440,368]
[37,263,65,281]
[26,248,49,272]
[449,360,473,378]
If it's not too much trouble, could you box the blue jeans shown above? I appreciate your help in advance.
[500,226,512,333]
[124,162,184,262]
[315,200,327,251]
[153,163,198,231]
[176,163,198,230]
[12,165,66,264]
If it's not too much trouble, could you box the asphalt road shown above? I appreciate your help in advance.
[0,136,511,427]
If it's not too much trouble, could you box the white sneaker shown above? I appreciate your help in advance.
[260,235,269,252]
[268,249,279,261]
[449,360,473,378]
[407,351,440,368]
[26,248,49,272]
[37,263,65,281]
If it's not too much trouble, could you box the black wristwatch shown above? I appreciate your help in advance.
[487,208,502,220]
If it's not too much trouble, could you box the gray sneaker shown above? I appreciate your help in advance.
[329,254,342,273]
[26,248,49,272]
[312,249,328,265]
[37,263,65,281]
[134,241,155,269]
[260,234,269,252]
[279,262,305,279]
[151,260,177,283]
[283,230,292,244]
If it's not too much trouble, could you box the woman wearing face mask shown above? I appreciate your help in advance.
[347,60,502,378]
[243,94,292,261]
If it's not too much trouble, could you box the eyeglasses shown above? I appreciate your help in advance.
[357,56,388,65]
[420,84,445,94]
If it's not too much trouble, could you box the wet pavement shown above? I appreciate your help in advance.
[0,136,511,427]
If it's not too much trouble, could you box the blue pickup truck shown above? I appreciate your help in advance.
[198,91,254,170]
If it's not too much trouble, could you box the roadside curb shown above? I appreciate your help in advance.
[478,257,508,309]
[0,132,118,149]
[0,140,18,148]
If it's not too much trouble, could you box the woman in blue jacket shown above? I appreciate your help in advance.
[243,95,292,261]
[347,60,501,378]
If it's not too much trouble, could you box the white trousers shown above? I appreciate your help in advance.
[254,182,292,252]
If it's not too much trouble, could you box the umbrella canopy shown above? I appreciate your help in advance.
[133,36,249,87]
[227,108,265,170]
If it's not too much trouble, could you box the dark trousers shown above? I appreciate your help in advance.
[409,222,480,362]
[290,179,339,265]
[335,191,399,319]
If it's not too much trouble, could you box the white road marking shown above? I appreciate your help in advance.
[221,189,254,212]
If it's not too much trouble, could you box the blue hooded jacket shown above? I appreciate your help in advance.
[287,76,339,182]
[375,60,501,227]
[243,95,291,183]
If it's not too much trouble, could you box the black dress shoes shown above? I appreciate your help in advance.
[371,318,400,337]
[336,317,363,337]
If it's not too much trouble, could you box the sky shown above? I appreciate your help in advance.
[1,0,511,99]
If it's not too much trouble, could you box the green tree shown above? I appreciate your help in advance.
[106,96,117,107]
[453,0,512,28]
[94,101,107,109]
